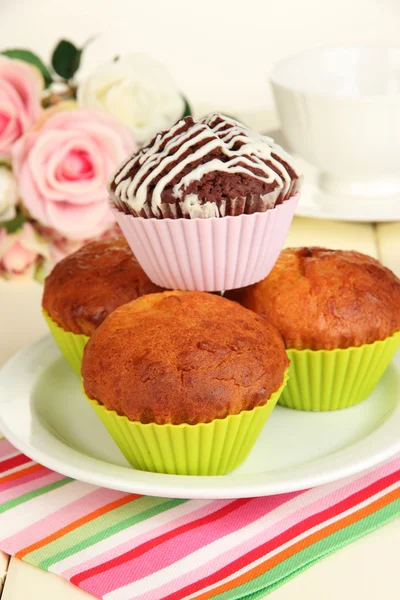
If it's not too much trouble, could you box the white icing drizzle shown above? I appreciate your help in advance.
[110,113,300,214]
[181,194,220,218]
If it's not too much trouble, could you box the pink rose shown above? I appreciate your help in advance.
[0,222,48,279]
[12,106,135,240]
[0,166,18,222]
[0,57,43,159]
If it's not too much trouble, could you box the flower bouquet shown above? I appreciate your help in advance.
[0,40,190,279]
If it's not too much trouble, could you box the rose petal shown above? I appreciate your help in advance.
[0,223,47,278]
[0,57,43,121]
[0,167,17,221]
[45,198,114,240]
[17,160,48,223]
[2,241,35,273]
[0,58,42,158]
[29,131,105,202]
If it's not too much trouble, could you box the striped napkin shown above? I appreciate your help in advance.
[0,437,399,600]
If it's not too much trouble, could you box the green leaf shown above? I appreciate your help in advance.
[182,96,192,118]
[51,40,82,80]
[2,49,52,87]
[3,213,25,234]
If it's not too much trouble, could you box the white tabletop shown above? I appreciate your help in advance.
[0,215,399,599]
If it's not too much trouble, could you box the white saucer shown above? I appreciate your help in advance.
[0,336,400,499]
[268,130,400,222]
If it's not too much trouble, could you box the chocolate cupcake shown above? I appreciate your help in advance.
[42,236,163,374]
[108,114,302,291]
[109,114,301,219]
[228,247,400,410]
[82,291,289,474]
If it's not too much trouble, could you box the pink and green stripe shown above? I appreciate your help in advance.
[0,438,399,600]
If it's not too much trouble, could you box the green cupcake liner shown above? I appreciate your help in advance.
[86,370,288,476]
[279,331,400,411]
[43,310,89,376]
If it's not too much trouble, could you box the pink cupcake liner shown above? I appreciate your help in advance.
[112,194,299,292]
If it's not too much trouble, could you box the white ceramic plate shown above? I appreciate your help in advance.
[268,130,400,223]
[0,335,400,499]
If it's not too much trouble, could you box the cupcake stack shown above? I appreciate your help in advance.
[42,113,400,476]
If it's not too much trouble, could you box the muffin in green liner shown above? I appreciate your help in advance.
[82,291,290,475]
[43,310,89,376]
[279,332,400,411]
[86,371,288,476]
[41,236,164,375]
[227,247,400,411]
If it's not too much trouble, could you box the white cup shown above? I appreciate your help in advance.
[270,47,400,198]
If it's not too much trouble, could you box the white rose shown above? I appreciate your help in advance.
[78,54,186,145]
[0,166,17,222]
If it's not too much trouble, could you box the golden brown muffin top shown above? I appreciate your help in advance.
[42,236,164,336]
[227,247,400,350]
[82,290,288,425]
